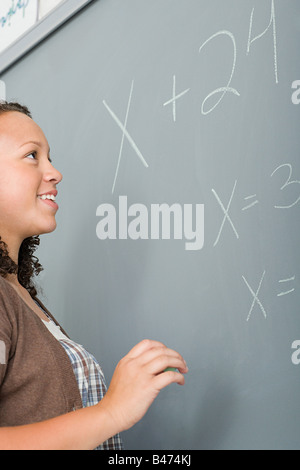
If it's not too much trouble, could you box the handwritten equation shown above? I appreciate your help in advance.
[211,166,298,322]
[102,0,279,193]
[99,0,299,323]
[242,271,297,322]
[164,0,277,118]
[212,163,300,247]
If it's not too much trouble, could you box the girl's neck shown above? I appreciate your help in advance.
[6,273,20,288]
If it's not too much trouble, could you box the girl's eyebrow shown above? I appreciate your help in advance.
[19,140,51,154]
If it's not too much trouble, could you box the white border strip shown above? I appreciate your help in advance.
[0,0,95,74]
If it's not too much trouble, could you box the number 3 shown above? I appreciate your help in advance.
[271,163,300,209]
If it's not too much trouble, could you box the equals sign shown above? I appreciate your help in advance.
[277,276,296,297]
[242,194,259,211]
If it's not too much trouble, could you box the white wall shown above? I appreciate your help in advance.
[38,0,64,19]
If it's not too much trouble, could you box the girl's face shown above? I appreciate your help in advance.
[0,111,63,244]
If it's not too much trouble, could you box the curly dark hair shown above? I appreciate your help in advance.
[0,101,43,297]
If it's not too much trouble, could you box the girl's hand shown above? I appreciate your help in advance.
[99,339,188,432]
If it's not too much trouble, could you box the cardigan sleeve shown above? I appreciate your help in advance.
[0,288,13,387]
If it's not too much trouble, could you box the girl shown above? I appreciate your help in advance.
[0,101,188,450]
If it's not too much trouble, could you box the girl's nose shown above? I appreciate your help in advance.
[44,162,63,184]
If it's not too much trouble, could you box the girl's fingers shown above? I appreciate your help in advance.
[126,339,166,359]
[125,339,188,377]
[153,369,186,390]
[136,346,187,373]
[145,354,188,376]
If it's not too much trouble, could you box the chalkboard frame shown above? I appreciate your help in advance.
[0,0,95,74]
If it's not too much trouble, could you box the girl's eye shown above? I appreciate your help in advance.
[26,152,37,160]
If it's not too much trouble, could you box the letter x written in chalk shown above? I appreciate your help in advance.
[242,271,267,322]
[212,180,239,246]
[103,80,149,194]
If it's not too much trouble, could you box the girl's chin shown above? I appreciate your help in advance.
[40,224,57,235]
[28,222,57,237]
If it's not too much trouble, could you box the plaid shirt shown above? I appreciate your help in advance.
[59,339,123,450]
[37,302,123,450]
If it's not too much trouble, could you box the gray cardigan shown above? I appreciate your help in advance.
[0,275,82,426]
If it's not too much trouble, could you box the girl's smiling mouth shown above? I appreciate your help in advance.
[37,190,58,209]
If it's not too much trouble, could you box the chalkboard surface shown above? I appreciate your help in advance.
[1,0,300,450]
